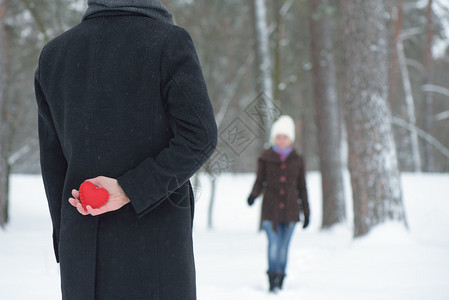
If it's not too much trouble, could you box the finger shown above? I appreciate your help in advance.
[76,203,89,215]
[86,205,101,216]
[69,196,83,205]
[72,189,80,199]
[88,203,113,216]
[68,198,78,207]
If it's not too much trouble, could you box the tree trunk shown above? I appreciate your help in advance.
[309,0,345,228]
[0,0,9,227]
[207,177,216,229]
[397,39,421,172]
[388,0,404,112]
[273,0,282,103]
[422,0,435,172]
[252,0,274,143]
[253,0,273,102]
[340,0,407,238]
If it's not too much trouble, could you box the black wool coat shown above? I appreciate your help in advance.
[35,11,217,300]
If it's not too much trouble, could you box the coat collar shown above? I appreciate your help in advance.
[83,10,143,20]
[83,0,174,24]
[260,147,298,163]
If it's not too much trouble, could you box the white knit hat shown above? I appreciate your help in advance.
[270,115,295,144]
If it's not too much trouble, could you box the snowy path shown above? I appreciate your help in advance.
[1,174,449,299]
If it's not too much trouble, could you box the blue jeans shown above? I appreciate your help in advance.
[262,220,296,273]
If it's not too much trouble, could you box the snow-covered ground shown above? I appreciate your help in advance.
[1,172,448,299]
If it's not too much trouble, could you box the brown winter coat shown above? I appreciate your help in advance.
[250,148,310,229]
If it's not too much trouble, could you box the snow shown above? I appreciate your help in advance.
[416,0,449,58]
[69,0,87,12]
[431,0,449,58]
[1,172,449,299]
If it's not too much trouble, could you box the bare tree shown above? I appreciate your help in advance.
[0,0,9,227]
[340,0,407,237]
[309,0,345,228]
[389,0,404,112]
[422,0,435,172]
[273,0,295,103]
[252,0,274,143]
[398,29,422,172]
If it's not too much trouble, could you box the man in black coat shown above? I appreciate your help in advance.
[34,1,217,299]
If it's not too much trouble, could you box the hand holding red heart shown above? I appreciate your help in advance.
[68,176,130,216]
[79,181,109,210]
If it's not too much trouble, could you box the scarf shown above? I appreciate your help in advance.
[273,146,293,162]
[83,0,174,24]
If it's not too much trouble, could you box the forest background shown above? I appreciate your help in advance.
[0,0,448,237]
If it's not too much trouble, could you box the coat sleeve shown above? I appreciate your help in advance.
[297,156,310,217]
[117,26,217,217]
[35,68,67,263]
[250,157,266,198]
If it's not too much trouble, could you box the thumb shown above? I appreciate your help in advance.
[86,176,105,188]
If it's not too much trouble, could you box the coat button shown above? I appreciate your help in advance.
[280,176,286,183]
[281,163,286,170]
[279,189,285,195]
[279,202,285,209]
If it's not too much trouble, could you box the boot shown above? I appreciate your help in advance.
[267,271,280,293]
[277,273,286,290]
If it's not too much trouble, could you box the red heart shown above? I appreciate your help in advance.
[79,181,109,210]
